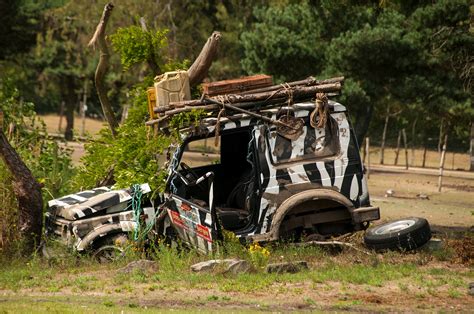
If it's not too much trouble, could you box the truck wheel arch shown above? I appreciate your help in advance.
[75,222,134,251]
[267,189,355,241]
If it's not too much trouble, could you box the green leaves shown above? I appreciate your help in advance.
[110,26,168,70]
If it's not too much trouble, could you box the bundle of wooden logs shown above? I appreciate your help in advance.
[146,76,344,132]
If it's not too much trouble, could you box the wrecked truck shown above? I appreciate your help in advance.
[45,74,381,257]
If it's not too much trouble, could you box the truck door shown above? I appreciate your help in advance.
[161,138,222,254]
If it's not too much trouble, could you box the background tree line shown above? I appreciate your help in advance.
[0,0,472,254]
[1,0,472,147]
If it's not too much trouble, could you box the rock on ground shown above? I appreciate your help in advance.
[266,261,308,274]
[118,259,158,274]
[191,259,252,274]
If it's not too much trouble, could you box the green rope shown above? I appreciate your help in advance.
[131,184,155,241]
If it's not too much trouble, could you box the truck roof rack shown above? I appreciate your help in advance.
[145,74,344,135]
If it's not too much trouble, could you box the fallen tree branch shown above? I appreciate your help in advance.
[89,2,119,137]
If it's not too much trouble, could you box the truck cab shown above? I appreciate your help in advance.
[160,100,380,253]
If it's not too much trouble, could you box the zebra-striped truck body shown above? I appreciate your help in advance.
[161,101,379,252]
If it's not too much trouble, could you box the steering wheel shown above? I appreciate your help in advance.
[179,162,209,193]
[180,162,199,182]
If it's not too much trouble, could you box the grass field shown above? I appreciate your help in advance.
[2,115,469,311]
[0,166,473,312]
[0,235,472,312]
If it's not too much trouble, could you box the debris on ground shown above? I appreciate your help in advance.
[385,189,395,197]
[265,261,308,274]
[420,238,444,252]
[416,193,430,200]
[191,259,252,274]
[118,259,158,274]
[450,237,474,265]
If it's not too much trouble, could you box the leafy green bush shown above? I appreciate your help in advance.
[73,82,173,193]
[74,25,195,195]
[0,79,75,255]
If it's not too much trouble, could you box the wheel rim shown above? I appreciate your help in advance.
[93,245,124,263]
[374,219,416,235]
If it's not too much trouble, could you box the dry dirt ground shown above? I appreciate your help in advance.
[39,114,105,137]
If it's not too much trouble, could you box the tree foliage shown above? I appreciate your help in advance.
[110,26,168,71]
[241,0,473,146]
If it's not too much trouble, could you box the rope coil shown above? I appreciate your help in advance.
[310,92,329,129]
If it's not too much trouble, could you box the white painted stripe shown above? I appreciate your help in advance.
[316,162,331,187]
[68,194,88,202]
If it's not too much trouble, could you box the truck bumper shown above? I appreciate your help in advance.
[352,206,380,223]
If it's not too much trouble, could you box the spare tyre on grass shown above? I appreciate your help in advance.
[364,217,431,252]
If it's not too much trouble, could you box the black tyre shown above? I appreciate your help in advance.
[364,217,431,252]
[92,233,128,263]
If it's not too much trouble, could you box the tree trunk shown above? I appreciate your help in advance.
[64,101,74,141]
[89,2,119,137]
[63,76,77,141]
[58,101,64,133]
[402,128,408,170]
[354,104,374,147]
[438,120,444,154]
[394,130,401,165]
[187,31,222,87]
[422,145,427,168]
[470,122,474,171]
[380,107,390,165]
[365,137,370,179]
[410,117,417,166]
[80,80,88,137]
[438,134,448,192]
[0,127,43,256]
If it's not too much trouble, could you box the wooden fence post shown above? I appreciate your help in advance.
[402,129,408,170]
[438,134,448,192]
[394,130,401,165]
[422,146,427,168]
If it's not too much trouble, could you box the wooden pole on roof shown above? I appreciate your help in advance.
[187,31,222,87]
